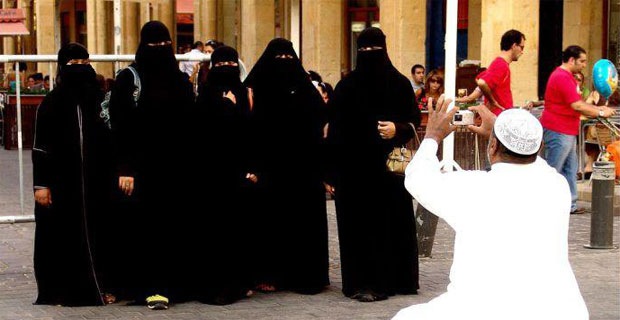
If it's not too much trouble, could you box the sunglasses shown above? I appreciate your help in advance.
[429,78,443,84]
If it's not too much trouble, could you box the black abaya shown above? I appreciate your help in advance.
[32,49,110,306]
[192,46,253,304]
[244,39,330,293]
[108,21,195,302]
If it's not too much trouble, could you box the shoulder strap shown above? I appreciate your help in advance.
[409,122,421,145]
[126,66,141,103]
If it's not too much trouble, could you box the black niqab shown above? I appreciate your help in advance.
[206,46,242,90]
[55,43,99,104]
[244,38,308,90]
[355,27,391,75]
[135,21,177,75]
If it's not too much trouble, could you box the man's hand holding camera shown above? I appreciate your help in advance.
[425,96,458,144]
[425,95,497,143]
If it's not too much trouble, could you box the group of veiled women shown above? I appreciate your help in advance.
[32,21,420,309]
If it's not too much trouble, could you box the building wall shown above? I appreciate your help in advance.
[35,1,56,73]
[194,0,217,43]
[301,0,342,86]
[5,0,610,94]
[239,0,274,69]
[380,0,426,79]
[467,0,481,61]
[563,0,605,80]
[480,0,539,105]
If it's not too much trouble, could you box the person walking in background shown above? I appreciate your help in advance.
[180,41,208,78]
[192,45,255,305]
[476,29,525,115]
[108,21,195,310]
[325,27,420,302]
[393,97,589,320]
[32,43,112,306]
[540,45,616,214]
[410,64,425,92]
[244,38,329,295]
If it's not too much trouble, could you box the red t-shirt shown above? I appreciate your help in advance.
[479,57,513,115]
[540,67,582,135]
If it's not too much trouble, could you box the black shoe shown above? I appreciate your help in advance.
[350,290,388,302]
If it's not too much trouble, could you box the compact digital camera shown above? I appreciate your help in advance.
[452,110,475,126]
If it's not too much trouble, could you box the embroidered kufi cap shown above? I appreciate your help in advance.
[494,109,543,155]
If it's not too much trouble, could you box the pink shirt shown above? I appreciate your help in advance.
[480,57,513,115]
[540,67,582,135]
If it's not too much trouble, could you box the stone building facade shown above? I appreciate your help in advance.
[1,0,618,104]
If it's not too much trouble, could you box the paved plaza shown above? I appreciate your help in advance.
[0,149,618,319]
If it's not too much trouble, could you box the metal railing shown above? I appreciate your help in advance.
[0,54,219,223]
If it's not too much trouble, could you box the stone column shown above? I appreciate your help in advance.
[2,0,16,60]
[467,0,481,61]
[35,0,56,72]
[301,0,342,86]
[217,0,238,48]
[139,2,150,28]
[123,1,140,54]
[480,0,539,105]
[20,0,34,55]
[194,0,217,43]
[154,1,175,47]
[240,0,275,70]
[88,0,113,78]
[379,0,426,78]
[563,0,604,78]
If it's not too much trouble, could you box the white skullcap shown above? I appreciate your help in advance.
[494,109,543,155]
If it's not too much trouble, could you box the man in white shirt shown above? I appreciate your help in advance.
[393,97,588,320]
[179,41,209,78]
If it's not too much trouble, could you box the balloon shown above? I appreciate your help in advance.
[592,59,618,99]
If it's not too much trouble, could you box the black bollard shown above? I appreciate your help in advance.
[585,161,616,249]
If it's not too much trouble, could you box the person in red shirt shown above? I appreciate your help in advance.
[477,29,525,115]
[540,45,616,214]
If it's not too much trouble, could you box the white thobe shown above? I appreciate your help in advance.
[393,139,589,320]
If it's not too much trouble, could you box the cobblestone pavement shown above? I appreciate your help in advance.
[0,149,618,319]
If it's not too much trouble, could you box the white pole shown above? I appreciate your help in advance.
[290,0,301,57]
[113,0,122,72]
[442,0,458,170]
[15,62,24,216]
[48,63,54,90]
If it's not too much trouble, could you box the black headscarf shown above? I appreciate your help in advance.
[55,43,98,99]
[206,46,242,90]
[355,27,392,76]
[135,21,178,75]
[244,38,308,90]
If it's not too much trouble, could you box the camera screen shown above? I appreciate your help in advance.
[454,114,463,121]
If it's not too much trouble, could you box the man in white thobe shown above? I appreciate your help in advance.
[393,97,588,320]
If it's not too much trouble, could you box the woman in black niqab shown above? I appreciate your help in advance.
[192,46,253,305]
[108,20,195,306]
[326,27,420,302]
[32,42,111,306]
[243,38,330,294]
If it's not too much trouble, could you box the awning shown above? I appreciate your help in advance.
[0,9,30,36]
[176,0,193,24]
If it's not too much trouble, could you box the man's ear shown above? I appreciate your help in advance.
[488,136,499,157]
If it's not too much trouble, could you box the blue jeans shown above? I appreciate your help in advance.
[543,129,578,211]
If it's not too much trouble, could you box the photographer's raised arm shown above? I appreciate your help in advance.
[404,96,476,226]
